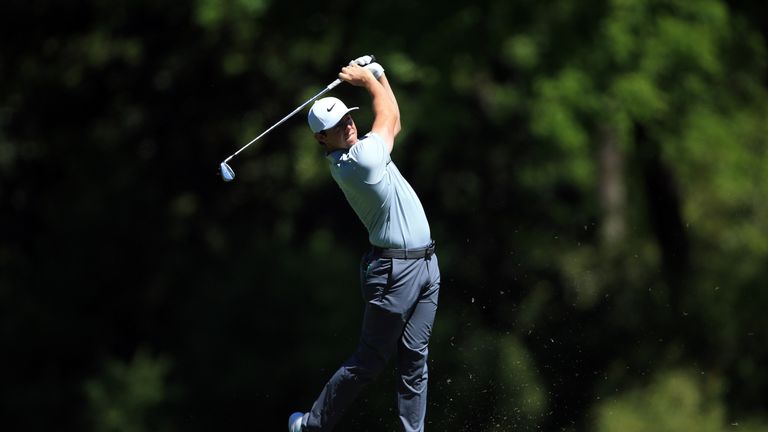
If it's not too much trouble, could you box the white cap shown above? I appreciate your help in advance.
[307,97,359,133]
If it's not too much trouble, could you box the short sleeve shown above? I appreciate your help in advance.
[349,133,388,184]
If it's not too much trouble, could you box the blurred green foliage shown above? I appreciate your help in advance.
[596,369,724,432]
[84,349,172,432]
[1,0,767,430]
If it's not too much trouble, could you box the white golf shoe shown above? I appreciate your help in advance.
[288,412,304,432]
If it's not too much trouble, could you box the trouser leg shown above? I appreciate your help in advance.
[304,255,406,431]
[303,338,391,431]
[304,253,440,432]
[397,256,440,432]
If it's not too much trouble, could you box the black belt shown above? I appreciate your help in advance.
[373,241,436,260]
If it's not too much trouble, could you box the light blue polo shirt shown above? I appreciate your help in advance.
[327,133,431,249]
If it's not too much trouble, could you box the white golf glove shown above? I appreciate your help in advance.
[351,55,375,66]
[365,62,385,79]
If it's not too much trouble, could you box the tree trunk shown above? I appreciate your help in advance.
[598,125,626,249]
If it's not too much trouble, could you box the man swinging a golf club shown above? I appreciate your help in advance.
[289,58,441,432]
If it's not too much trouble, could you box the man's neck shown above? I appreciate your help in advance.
[326,139,359,153]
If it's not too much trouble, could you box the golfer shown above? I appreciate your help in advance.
[289,59,441,432]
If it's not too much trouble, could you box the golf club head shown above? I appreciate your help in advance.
[220,162,235,182]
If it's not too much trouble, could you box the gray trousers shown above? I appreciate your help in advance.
[303,250,441,432]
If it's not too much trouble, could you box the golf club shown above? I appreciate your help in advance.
[219,55,375,182]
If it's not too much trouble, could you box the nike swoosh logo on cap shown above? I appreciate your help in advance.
[327,103,336,112]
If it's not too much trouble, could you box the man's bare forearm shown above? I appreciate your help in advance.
[378,74,401,136]
[364,76,398,153]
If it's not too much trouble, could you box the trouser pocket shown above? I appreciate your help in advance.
[360,255,392,303]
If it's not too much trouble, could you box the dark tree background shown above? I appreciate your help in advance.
[2,0,767,431]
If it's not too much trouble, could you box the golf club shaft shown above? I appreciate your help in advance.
[223,79,342,163]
